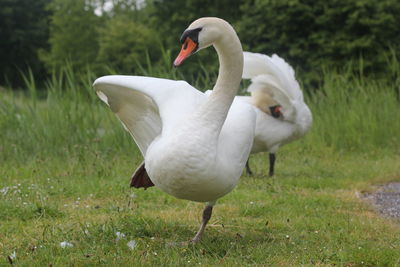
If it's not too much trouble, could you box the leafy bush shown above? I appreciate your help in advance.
[97,16,161,74]
[0,0,50,87]
[237,0,400,85]
[2,0,400,89]
[39,0,101,72]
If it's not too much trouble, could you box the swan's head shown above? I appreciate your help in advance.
[251,88,283,118]
[174,17,231,67]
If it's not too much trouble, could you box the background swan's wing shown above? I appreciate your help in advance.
[93,75,203,156]
[247,75,293,110]
[243,52,304,121]
[243,52,303,101]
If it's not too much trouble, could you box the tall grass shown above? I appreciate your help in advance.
[0,53,399,165]
[304,65,400,152]
[0,65,132,163]
[1,53,400,266]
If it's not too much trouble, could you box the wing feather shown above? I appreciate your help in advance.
[243,52,303,101]
[243,52,304,122]
[93,75,203,156]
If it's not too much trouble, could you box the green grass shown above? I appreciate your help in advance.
[0,61,400,265]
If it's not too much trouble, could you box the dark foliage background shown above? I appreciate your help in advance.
[0,0,50,87]
[1,0,399,88]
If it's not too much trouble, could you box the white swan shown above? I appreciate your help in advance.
[237,52,312,176]
[93,17,256,243]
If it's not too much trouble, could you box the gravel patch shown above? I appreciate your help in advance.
[363,182,400,219]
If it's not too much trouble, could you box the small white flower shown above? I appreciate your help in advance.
[127,240,137,250]
[0,187,9,195]
[115,232,126,241]
[285,235,289,239]
[9,251,16,260]
[250,201,254,205]
[96,128,105,137]
[60,241,73,248]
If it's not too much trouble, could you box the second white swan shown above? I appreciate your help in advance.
[238,52,312,176]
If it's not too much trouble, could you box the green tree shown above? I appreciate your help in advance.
[237,0,400,85]
[0,0,50,87]
[150,0,245,48]
[40,0,102,72]
[97,15,161,73]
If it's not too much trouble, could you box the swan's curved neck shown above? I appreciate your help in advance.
[197,24,243,134]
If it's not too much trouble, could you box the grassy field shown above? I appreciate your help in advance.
[1,63,400,266]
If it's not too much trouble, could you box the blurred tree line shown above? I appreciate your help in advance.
[1,0,399,88]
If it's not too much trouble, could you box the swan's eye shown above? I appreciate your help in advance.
[269,105,282,118]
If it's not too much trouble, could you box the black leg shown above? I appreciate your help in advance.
[191,205,213,243]
[245,159,253,176]
[269,153,276,176]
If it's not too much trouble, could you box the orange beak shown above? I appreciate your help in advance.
[173,37,198,67]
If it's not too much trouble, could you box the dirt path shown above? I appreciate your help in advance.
[363,182,400,219]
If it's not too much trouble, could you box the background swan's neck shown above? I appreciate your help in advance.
[196,24,243,135]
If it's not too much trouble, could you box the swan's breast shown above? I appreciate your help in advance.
[144,133,237,202]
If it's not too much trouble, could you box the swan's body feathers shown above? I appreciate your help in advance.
[94,75,255,202]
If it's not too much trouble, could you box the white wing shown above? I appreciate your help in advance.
[243,52,304,122]
[243,52,302,101]
[93,75,203,156]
